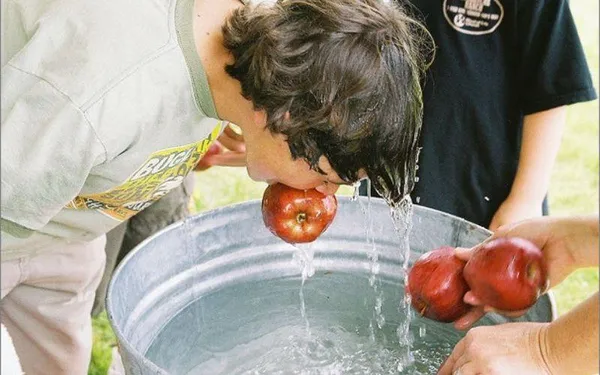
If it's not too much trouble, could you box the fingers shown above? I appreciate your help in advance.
[202,152,246,167]
[218,124,246,153]
[452,362,478,375]
[218,132,245,153]
[463,291,482,305]
[488,217,501,232]
[454,246,474,261]
[453,307,485,331]
[492,220,523,238]
[462,291,528,321]
[223,124,244,142]
[454,232,499,261]
[482,305,528,318]
[451,354,473,375]
[224,123,244,140]
[199,124,246,168]
[437,338,466,375]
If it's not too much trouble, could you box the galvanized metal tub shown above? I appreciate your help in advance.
[106,197,556,374]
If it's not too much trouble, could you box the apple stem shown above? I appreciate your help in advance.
[296,212,307,224]
[419,306,427,316]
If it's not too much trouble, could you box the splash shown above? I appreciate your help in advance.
[356,179,387,337]
[389,195,415,372]
[293,243,316,335]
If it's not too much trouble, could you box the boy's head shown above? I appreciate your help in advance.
[223,0,432,204]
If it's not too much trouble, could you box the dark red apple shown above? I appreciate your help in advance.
[261,183,337,243]
[194,143,222,171]
[463,237,548,311]
[407,246,471,323]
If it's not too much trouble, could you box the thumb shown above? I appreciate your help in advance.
[489,220,501,232]
[453,306,485,330]
[454,246,474,261]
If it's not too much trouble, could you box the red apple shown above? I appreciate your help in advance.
[261,183,337,243]
[463,237,548,311]
[407,246,471,323]
[194,143,222,171]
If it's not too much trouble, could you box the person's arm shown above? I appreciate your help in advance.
[437,292,599,375]
[489,0,597,231]
[543,292,599,375]
[438,215,599,374]
[454,215,598,330]
[488,106,566,231]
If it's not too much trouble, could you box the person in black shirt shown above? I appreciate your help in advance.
[360,0,597,230]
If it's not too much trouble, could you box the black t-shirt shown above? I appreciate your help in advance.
[361,0,597,227]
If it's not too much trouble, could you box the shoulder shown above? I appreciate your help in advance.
[514,0,572,18]
[5,0,178,108]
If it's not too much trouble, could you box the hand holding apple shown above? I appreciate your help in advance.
[407,237,549,325]
[463,237,549,311]
[261,183,337,244]
[406,247,471,323]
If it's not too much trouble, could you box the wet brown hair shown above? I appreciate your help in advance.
[223,0,433,204]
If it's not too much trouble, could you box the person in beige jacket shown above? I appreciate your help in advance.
[1,0,431,373]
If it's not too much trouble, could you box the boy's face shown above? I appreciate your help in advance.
[242,111,355,195]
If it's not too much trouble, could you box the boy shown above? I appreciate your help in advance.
[1,0,430,373]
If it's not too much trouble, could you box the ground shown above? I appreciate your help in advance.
[88,3,599,374]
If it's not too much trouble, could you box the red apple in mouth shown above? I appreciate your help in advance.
[261,183,337,243]
[194,143,223,171]
[407,246,471,323]
[463,237,548,311]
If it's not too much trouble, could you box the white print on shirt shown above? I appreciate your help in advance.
[66,123,224,221]
[443,0,504,35]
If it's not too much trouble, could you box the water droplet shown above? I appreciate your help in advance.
[351,180,361,201]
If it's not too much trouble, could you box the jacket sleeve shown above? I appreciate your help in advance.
[1,64,107,236]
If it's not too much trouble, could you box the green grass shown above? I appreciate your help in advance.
[89,3,598,373]
[89,312,118,375]
[190,167,267,212]
[546,0,599,316]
